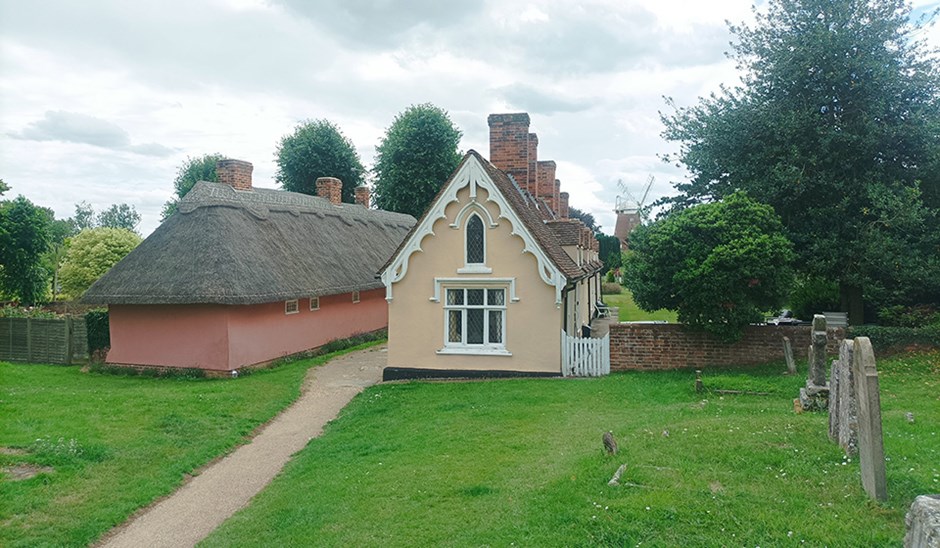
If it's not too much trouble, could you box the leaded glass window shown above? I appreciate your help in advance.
[442,287,507,349]
[466,214,484,264]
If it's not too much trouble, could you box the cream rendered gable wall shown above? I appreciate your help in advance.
[385,184,563,373]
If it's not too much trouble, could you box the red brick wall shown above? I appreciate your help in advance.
[217,159,253,191]
[609,323,844,370]
[488,113,530,186]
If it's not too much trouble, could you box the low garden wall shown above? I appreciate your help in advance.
[609,323,844,371]
[0,317,88,364]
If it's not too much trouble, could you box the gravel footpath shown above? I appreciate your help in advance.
[96,345,387,548]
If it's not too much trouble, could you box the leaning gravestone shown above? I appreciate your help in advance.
[798,315,830,411]
[783,337,796,375]
[828,339,858,455]
[853,337,887,502]
[905,495,940,548]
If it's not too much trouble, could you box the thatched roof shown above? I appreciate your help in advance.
[381,151,598,282]
[83,182,415,305]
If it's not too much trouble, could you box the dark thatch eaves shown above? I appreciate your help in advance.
[381,150,598,282]
[83,182,415,305]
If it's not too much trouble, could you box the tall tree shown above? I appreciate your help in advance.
[73,201,96,231]
[567,207,598,232]
[0,179,9,196]
[0,196,52,305]
[276,120,365,202]
[59,227,141,299]
[97,203,141,233]
[373,103,462,217]
[660,0,940,324]
[624,192,795,341]
[162,153,225,220]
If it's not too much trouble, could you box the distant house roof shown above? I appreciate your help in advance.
[83,182,415,305]
[381,150,597,282]
[545,220,583,247]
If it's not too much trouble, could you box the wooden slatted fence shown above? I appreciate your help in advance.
[0,317,88,364]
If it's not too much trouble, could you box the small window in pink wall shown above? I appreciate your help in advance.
[285,299,299,314]
[352,290,360,303]
[310,296,320,310]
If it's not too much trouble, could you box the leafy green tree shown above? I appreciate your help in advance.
[0,179,9,196]
[0,196,52,305]
[41,215,79,301]
[73,201,96,231]
[660,0,940,324]
[58,227,141,299]
[276,120,365,202]
[162,153,224,220]
[597,233,622,273]
[623,192,795,341]
[373,104,462,217]
[97,203,141,233]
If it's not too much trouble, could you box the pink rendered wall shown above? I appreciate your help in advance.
[107,304,231,370]
[106,289,388,372]
[226,288,388,369]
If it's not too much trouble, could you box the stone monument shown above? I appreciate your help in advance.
[853,337,887,502]
[798,314,830,411]
[828,339,858,455]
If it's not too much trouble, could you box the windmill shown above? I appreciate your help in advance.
[614,176,654,250]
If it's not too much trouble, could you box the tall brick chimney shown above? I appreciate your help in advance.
[354,185,371,208]
[559,192,570,219]
[316,177,343,205]
[536,160,556,213]
[488,113,530,186]
[216,159,252,191]
[526,133,539,194]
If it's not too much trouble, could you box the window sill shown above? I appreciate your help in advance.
[457,265,493,274]
[437,347,512,357]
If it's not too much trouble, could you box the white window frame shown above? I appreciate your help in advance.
[438,286,511,356]
[309,296,320,311]
[352,290,360,303]
[285,299,299,315]
[457,212,492,274]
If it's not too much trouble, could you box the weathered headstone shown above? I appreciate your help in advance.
[853,337,887,502]
[828,340,858,454]
[783,337,796,375]
[798,315,830,411]
[905,495,940,547]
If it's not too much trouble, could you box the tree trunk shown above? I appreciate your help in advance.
[839,282,864,326]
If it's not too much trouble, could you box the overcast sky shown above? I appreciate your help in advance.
[2,0,938,237]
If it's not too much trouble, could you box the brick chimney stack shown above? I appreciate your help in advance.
[559,192,570,219]
[316,177,343,205]
[536,160,556,213]
[488,113,530,187]
[216,159,253,191]
[553,180,561,215]
[354,185,371,208]
[526,133,539,194]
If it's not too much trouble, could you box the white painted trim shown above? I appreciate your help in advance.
[450,201,498,229]
[285,299,299,315]
[381,155,566,303]
[436,347,512,357]
[309,296,320,311]
[457,265,493,274]
[429,277,518,303]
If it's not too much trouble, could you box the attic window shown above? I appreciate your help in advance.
[285,299,299,315]
[466,214,484,264]
[352,290,360,303]
[457,213,492,274]
[310,296,320,311]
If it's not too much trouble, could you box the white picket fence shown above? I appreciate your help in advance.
[561,330,610,377]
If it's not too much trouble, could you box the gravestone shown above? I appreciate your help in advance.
[783,337,796,375]
[905,495,940,548]
[853,337,887,502]
[828,340,858,454]
[798,315,830,411]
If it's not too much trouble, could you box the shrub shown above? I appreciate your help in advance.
[85,309,110,353]
[848,325,940,351]
[601,282,622,295]
[605,270,616,283]
[0,305,58,319]
[877,304,940,328]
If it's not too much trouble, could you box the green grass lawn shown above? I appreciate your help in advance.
[603,288,678,322]
[0,341,382,547]
[204,351,940,547]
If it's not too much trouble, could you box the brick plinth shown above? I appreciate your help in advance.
[609,323,844,371]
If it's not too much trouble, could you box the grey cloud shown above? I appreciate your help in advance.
[496,83,592,114]
[11,111,175,157]
[275,0,484,49]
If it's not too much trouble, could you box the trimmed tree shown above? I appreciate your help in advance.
[623,192,795,341]
[276,119,365,202]
[162,153,225,220]
[660,0,940,324]
[373,104,462,217]
[59,227,141,299]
